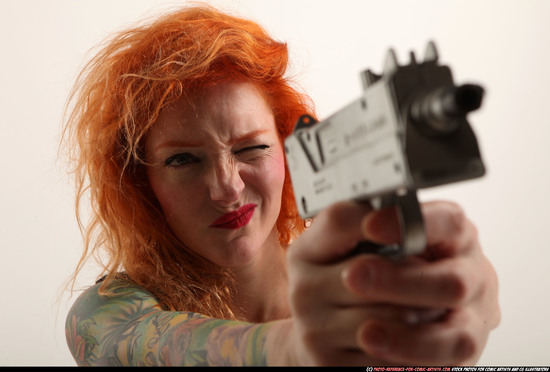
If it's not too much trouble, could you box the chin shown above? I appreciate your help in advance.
[204,236,260,268]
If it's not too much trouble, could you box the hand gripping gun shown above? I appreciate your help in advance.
[284,41,486,258]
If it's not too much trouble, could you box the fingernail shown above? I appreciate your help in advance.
[363,325,389,354]
[343,261,373,295]
[356,264,373,294]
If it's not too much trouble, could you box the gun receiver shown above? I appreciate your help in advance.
[284,41,486,258]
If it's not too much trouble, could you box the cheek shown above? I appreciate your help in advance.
[152,184,179,217]
[272,152,286,188]
[262,149,286,198]
[147,168,196,221]
[242,150,285,202]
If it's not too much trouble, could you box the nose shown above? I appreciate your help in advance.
[207,159,245,205]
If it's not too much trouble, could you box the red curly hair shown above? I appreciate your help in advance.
[62,4,314,319]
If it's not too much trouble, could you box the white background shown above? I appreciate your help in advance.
[1,0,549,366]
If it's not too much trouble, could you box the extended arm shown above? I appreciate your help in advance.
[66,201,499,366]
[65,279,284,366]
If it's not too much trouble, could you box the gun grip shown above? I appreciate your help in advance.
[351,191,426,259]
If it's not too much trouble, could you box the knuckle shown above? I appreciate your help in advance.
[441,202,480,254]
[463,221,480,250]
[445,202,468,236]
[454,332,477,363]
[296,326,335,365]
[442,267,470,306]
[322,201,368,232]
[343,255,385,300]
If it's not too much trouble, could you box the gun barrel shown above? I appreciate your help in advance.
[410,84,484,136]
[444,84,484,116]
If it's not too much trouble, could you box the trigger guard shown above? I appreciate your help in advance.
[397,191,426,256]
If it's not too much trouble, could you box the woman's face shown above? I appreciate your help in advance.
[145,81,286,267]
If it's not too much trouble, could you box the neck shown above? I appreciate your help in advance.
[231,228,290,323]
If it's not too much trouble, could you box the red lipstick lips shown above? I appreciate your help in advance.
[210,203,257,230]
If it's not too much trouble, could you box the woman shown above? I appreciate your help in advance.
[63,5,499,366]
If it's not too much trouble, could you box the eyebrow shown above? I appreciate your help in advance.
[154,130,270,152]
[229,130,270,145]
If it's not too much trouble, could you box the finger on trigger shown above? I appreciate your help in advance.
[291,201,373,264]
[361,207,401,245]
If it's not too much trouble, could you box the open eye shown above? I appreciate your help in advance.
[164,153,200,167]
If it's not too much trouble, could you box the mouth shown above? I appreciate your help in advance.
[210,203,257,230]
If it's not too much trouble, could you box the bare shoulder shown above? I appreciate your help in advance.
[66,277,165,323]
[65,277,204,366]
[65,277,270,366]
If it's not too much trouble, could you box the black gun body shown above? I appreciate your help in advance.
[391,62,485,189]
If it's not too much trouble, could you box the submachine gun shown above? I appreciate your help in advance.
[284,41,486,258]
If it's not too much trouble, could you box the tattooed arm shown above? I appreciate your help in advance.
[66,202,498,366]
[65,278,290,366]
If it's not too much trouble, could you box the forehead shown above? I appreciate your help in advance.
[149,81,277,145]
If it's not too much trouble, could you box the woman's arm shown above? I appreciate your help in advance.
[65,279,286,366]
[66,200,499,366]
